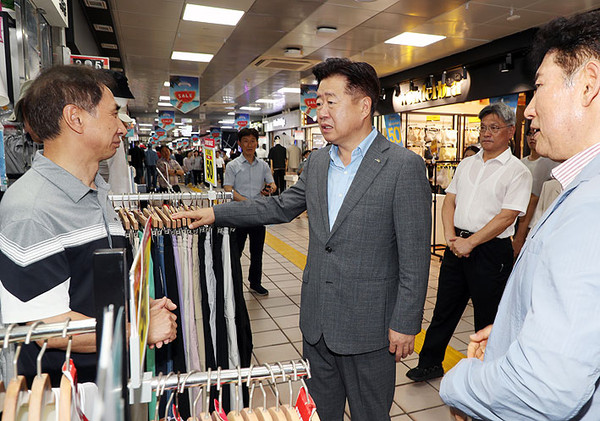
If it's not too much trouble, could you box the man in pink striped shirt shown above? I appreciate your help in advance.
[441,9,600,420]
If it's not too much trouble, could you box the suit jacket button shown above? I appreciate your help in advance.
[325,246,332,253]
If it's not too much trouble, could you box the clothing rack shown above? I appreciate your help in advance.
[109,191,233,203]
[147,360,310,392]
[431,160,460,258]
[0,319,97,347]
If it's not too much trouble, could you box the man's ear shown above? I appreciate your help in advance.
[62,104,85,135]
[361,96,372,120]
[581,59,600,108]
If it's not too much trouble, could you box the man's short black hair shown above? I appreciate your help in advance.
[238,127,259,140]
[312,58,380,116]
[531,9,600,79]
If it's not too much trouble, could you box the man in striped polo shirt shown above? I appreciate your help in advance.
[0,65,177,386]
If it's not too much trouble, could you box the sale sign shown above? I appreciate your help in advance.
[235,113,249,130]
[158,110,175,132]
[154,126,167,142]
[210,127,221,145]
[169,76,200,114]
[203,144,216,187]
[300,84,318,124]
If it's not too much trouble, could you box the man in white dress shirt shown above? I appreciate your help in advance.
[407,101,532,382]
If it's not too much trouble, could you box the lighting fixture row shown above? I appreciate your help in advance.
[387,67,468,98]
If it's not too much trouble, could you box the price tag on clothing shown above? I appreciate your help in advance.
[62,359,90,421]
[213,399,229,420]
[295,387,317,421]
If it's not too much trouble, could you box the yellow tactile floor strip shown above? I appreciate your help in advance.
[265,229,466,372]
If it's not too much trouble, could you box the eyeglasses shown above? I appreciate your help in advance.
[479,124,511,134]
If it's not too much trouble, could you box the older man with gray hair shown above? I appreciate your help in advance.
[407,101,532,382]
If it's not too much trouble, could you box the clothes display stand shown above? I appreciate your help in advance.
[431,161,459,258]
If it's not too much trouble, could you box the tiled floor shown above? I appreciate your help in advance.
[238,213,474,420]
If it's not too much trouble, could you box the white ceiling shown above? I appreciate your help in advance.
[108,0,600,131]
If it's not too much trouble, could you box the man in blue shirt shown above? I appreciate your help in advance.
[224,127,275,295]
[145,143,158,192]
[441,10,600,420]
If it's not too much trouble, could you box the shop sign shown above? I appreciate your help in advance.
[170,75,200,114]
[273,117,286,128]
[158,110,175,132]
[398,80,462,107]
[71,54,109,69]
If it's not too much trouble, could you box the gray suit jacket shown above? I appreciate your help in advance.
[215,133,431,354]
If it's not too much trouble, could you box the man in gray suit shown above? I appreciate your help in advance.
[173,58,431,421]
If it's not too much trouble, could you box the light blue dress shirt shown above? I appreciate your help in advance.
[327,127,377,230]
[440,154,600,421]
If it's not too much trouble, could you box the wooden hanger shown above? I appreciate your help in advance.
[263,364,286,421]
[28,335,57,421]
[240,368,259,421]
[227,367,244,421]
[117,208,130,230]
[154,206,171,229]
[3,343,30,421]
[279,362,301,421]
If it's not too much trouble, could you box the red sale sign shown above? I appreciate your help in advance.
[304,98,317,108]
[205,138,215,148]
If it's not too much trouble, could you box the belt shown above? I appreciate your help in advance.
[454,227,473,238]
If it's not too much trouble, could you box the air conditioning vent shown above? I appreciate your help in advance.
[251,56,320,72]
[84,0,107,9]
[93,24,113,32]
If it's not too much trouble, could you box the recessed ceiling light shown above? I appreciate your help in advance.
[239,106,261,111]
[139,123,153,127]
[316,26,337,33]
[385,32,446,47]
[183,4,244,26]
[218,120,235,124]
[278,87,300,94]
[224,106,236,110]
[171,51,214,62]
[256,98,278,103]
[227,112,236,116]
[159,96,170,101]
[158,102,172,107]
[164,81,170,87]
[284,47,302,57]
[221,126,233,129]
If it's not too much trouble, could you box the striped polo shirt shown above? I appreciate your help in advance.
[0,151,127,384]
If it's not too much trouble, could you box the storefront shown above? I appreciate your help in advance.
[263,109,303,149]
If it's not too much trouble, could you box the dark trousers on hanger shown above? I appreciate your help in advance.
[303,336,396,421]
[146,165,157,191]
[234,225,266,287]
[418,237,513,368]
[272,169,286,194]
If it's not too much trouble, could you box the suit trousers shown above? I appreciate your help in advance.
[418,237,513,367]
[303,336,396,421]
[234,225,266,286]
[272,169,286,194]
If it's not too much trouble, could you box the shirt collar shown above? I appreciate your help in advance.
[33,151,104,203]
[329,127,378,165]
[240,154,257,165]
[552,142,600,189]
[476,147,512,164]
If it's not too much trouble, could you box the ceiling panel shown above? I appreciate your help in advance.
[116,11,181,30]
[520,0,600,15]
[360,12,427,31]
[113,0,183,18]
[384,0,469,18]
[326,0,405,12]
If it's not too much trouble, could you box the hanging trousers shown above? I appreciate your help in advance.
[234,225,266,287]
[418,237,513,368]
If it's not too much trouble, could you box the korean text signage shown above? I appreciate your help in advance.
[203,138,216,186]
[383,113,403,146]
[169,76,200,113]
[71,55,110,69]
[158,110,175,132]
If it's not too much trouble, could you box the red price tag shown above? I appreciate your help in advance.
[295,387,317,421]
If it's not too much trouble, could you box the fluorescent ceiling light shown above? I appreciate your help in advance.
[139,127,151,131]
[221,126,233,129]
[158,102,172,107]
[171,51,214,62]
[159,96,170,101]
[224,106,236,110]
[164,81,170,87]
[183,4,244,26]
[256,98,278,103]
[278,87,301,94]
[385,32,446,47]
[227,112,235,116]
[239,106,261,111]
[218,119,235,124]
[139,123,153,127]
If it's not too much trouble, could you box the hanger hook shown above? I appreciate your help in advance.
[12,343,22,379]
[258,380,267,409]
[192,383,204,420]
[265,363,279,410]
[204,367,212,419]
[36,339,48,378]
[303,359,312,379]
[153,372,163,421]
[3,323,16,349]
[216,367,223,412]
[246,364,255,414]
[25,321,43,345]
[236,366,242,414]
[163,373,178,419]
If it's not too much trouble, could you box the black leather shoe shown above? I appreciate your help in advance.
[249,284,269,296]
[406,365,444,382]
